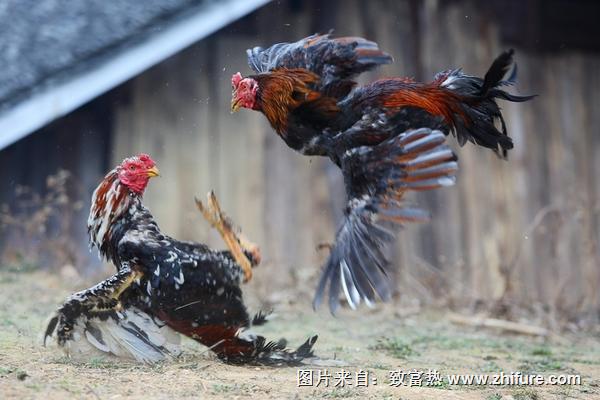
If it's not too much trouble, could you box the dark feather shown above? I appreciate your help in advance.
[313,128,458,313]
[48,172,319,365]
[246,33,392,85]
[480,49,514,96]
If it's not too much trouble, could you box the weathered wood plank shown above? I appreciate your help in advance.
[103,0,600,318]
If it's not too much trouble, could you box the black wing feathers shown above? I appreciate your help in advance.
[247,33,392,96]
[313,128,458,313]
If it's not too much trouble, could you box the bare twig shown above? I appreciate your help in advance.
[448,312,549,337]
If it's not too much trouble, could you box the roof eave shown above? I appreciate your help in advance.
[0,0,270,151]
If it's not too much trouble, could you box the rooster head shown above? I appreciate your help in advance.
[231,72,259,112]
[88,153,159,257]
[117,153,160,195]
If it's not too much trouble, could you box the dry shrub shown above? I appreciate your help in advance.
[397,201,600,331]
[0,170,82,271]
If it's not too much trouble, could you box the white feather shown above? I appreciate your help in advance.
[60,307,181,364]
[340,260,360,310]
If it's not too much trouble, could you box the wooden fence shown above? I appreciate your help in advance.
[111,0,600,321]
[2,0,598,322]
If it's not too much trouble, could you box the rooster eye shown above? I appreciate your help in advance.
[130,165,136,170]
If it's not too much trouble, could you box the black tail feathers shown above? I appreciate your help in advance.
[224,335,318,366]
[439,49,535,158]
[480,49,515,96]
[250,310,271,326]
[482,49,536,103]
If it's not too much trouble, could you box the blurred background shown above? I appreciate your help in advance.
[0,0,598,329]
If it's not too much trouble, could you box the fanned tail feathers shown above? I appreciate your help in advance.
[436,49,535,157]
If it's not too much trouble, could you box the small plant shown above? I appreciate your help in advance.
[211,383,236,394]
[530,347,552,356]
[370,337,418,358]
[88,357,113,369]
[512,388,539,400]
[517,358,563,374]
[480,360,503,373]
[211,383,257,395]
[432,377,450,390]
[368,362,392,370]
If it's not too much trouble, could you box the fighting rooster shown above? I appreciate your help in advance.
[45,154,317,365]
[231,33,533,313]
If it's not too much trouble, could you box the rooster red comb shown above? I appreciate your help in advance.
[231,72,243,88]
[120,153,156,169]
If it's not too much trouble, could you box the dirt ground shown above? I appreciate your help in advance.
[1,268,599,400]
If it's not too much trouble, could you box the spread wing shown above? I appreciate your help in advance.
[313,128,458,313]
[247,33,392,93]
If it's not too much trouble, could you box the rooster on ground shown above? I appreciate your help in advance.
[44,154,317,365]
[231,33,534,313]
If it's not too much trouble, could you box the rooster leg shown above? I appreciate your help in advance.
[205,191,262,269]
[44,265,143,346]
[204,191,260,262]
[195,191,256,282]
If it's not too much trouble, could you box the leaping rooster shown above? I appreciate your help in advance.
[44,154,317,364]
[231,33,534,313]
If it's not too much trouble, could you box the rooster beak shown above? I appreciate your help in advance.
[231,95,241,113]
[147,166,160,178]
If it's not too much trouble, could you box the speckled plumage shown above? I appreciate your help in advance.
[46,155,317,364]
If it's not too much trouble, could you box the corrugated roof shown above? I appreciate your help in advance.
[0,0,207,109]
[0,0,270,150]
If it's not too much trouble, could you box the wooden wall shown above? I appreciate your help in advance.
[0,99,113,269]
[5,0,593,321]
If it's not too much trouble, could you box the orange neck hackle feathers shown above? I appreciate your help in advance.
[375,80,470,128]
[250,69,339,136]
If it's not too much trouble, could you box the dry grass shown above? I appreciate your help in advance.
[1,268,599,400]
